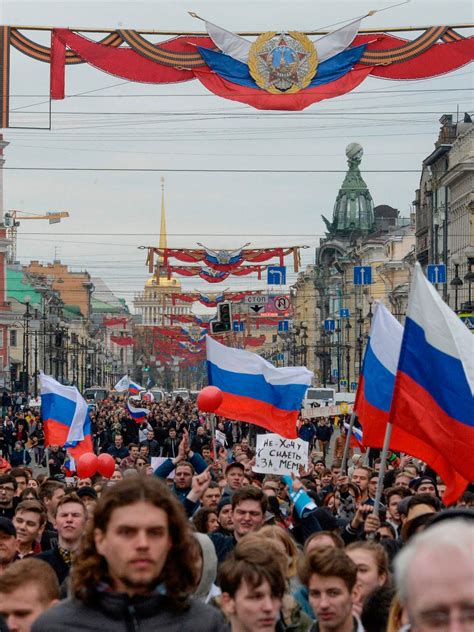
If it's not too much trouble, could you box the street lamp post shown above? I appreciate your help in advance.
[22,295,32,395]
[450,261,463,313]
[463,256,474,312]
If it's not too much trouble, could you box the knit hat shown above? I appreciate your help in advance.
[409,476,437,493]
[216,496,232,515]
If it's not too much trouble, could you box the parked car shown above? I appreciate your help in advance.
[83,387,109,403]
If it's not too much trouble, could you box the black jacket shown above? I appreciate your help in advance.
[36,544,71,584]
[32,590,228,632]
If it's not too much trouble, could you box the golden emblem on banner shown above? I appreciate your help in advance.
[248,31,318,94]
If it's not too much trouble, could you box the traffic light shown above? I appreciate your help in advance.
[210,302,232,334]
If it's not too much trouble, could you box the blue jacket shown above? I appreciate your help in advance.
[154,452,207,513]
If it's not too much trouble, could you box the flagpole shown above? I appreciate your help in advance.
[372,422,393,516]
[340,411,356,475]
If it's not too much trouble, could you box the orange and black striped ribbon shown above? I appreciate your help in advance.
[0,26,10,129]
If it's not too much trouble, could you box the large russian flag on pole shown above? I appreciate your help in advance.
[389,264,473,504]
[355,302,403,445]
[206,335,312,439]
[40,373,93,458]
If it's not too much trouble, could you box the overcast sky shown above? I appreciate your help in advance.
[1,0,472,313]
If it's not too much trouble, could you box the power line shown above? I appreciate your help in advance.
[4,167,426,173]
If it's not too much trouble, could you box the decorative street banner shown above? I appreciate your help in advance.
[1,15,473,125]
[165,290,261,307]
[146,245,302,272]
[164,264,269,283]
[253,433,309,475]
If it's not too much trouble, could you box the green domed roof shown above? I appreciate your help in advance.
[322,144,375,237]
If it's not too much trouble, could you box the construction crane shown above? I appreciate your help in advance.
[4,210,70,264]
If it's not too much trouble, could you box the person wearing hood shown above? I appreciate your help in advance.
[192,533,221,604]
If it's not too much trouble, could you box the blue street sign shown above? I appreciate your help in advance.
[277,353,284,361]
[340,379,348,388]
[332,369,339,377]
[427,263,447,284]
[353,266,372,285]
[340,308,350,318]
[267,266,287,285]
[350,382,358,391]
[233,321,244,332]
[278,320,289,332]
[324,319,335,331]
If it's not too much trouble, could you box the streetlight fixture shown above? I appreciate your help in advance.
[463,256,474,312]
[22,294,32,395]
[450,254,463,314]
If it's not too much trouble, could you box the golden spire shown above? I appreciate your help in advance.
[159,176,167,251]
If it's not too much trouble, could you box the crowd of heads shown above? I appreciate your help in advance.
[0,392,470,631]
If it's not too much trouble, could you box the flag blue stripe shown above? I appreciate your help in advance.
[41,392,76,427]
[398,318,474,427]
[207,360,307,412]
[363,341,397,413]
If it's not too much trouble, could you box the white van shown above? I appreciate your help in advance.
[303,387,336,410]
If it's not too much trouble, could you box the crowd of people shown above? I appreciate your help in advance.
[0,390,470,631]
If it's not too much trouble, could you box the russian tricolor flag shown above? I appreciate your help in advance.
[389,264,473,505]
[126,400,149,423]
[128,381,142,396]
[206,335,312,439]
[354,302,403,446]
[40,373,93,458]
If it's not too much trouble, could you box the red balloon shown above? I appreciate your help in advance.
[197,386,223,413]
[97,453,116,479]
[76,453,98,479]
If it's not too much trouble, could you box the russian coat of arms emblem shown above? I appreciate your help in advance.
[248,31,318,93]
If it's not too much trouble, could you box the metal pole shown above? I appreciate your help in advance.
[340,411,356,475]
[373,422,393,516]
[34,331,38,398]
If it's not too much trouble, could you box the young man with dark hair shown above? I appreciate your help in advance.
[0,475,18,519]
[10,467,30,496]
[36,493,88,583]
[201,482,221,511]
[210,487,268,564]
[299,548,363,632]
[0,558,59,632]
[32,477,227,631]
[13,500,47,559]
[219,542,286,632]
[38,481,66,531]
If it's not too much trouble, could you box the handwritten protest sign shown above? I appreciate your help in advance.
[253,433,309,476]
[215,429,227,448]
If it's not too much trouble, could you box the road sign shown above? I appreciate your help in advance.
[245,295,267,305]
[350,382,358,391]
[233,321,244,332]
[353,266,372,285]
[459,313,474,332]
[332,368,339,377]
[324,319,335,331]
[273,295,290,312]
[250,305,264,314]
[340,379,348,388]
[427,263,446,284]
[278,320,289,332]
[267,266,286,285]
[277,353,284,361]
[340,308,350,318]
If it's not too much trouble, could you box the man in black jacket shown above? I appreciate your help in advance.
[32,477,227,631]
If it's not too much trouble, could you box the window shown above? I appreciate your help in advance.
[9,329,17,347]
[0,329,4,349]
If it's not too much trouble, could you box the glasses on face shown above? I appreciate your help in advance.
[415,604,474,630]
